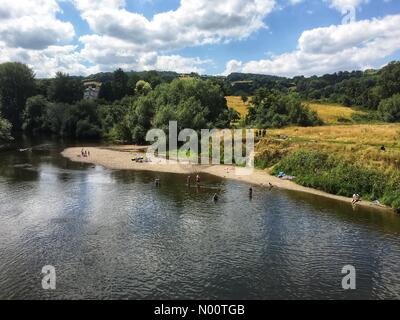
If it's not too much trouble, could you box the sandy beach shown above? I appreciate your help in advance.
[62,146,394,213]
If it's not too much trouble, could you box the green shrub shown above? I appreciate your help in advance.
[274,150,397,207]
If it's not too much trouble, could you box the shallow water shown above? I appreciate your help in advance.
[0,137,400,299]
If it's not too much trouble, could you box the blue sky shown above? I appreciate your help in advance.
[1,0,399,77]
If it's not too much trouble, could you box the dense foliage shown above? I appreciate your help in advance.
[274,149,400,209]
[124,78,235,143]
[246,89,322,128]
[0,62,35,130]
[1,60,400,143]
[0,115,12,142]
[378,94,400,122]
[223,61,400,113]
[2,66,234,142]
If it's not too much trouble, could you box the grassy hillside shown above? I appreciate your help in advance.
[226,96,251,117]
[306,103,365,124]
[227,97,364,124]
[255,124,400,209]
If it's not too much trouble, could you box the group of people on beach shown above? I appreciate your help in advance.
[80,149,90,158]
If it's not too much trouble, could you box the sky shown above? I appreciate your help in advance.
[0,0,399,78]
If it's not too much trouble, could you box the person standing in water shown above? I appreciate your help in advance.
[249,187,253,199]
[213,193,219,202]
[187,175,191,187]
[196,174,201,185]
[155,178,161,187]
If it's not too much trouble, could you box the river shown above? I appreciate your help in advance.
[0,136,399,299]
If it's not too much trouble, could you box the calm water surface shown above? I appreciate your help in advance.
[0,137,400,300]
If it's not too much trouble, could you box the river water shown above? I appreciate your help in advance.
[0,137,399,300]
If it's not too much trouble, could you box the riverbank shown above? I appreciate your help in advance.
[62,146,394,213]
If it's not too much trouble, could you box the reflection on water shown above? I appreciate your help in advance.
[0,136,400,300]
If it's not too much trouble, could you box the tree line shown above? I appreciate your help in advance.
[2,61,400,143]
[0,62,237,142]
[223,61,400,122]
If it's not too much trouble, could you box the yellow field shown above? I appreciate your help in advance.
[258,124,400,171]
[226,98,363,124]
[306,103,364,124]
[226,96,251,117]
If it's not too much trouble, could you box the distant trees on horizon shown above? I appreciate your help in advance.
[1,61,400,143]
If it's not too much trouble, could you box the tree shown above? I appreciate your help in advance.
[48,72,83,104]
[126,95,155,143]
[127,74,140,96]
[246,89,322,128]
[379,61,400,99]
[23,95,50,133]
[112,68,128,100]
[135,80,152,96]
[378,94,400,122]
[98,82,114,101]
[143,71,162,89]
[0,115,12,142]
[45,100,102,138]
[0,62,35,129]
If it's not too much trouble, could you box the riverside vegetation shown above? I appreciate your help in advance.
[1,61,400,209]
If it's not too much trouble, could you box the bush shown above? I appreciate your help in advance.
[246,89,323,128]
[0,116,12,142]
[274,150,396,206]
[378,94,400,122]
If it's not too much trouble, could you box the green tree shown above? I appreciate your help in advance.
[247,89,322,128]
[23,95,50,132]
[45,100,102,138]
[0,115,12,142]
[143,70,162,88]
[48,72,83,104]
[112,68,128,100]
[0,62,35,129]
[98,82,114,101]
[127,74,140,96]
[379,61,400,99]
[99,97,133,141]
[135,80,152,96]
[378,94,400,122]
[126,95,155,143]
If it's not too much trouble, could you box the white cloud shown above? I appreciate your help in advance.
[222,60,243,76]
[0,0,75,50]
[0,45,99,78]
[223,15,400,77]
[74,0,276,52]
[78,34,210,74]
[0,0,223,77]
[71,0,276,76]
[0,0,84,77]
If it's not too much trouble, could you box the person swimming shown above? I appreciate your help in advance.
[268,182,274,190]
[212,193,219,202]
[352,194,361,205]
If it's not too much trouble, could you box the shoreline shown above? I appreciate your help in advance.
[62,146,394,213]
